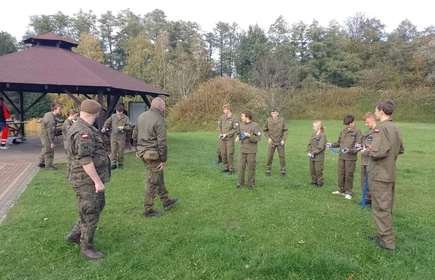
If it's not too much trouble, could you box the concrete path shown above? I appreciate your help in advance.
[0,136,67,223]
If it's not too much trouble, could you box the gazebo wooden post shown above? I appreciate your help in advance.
[97,90,104,129]
[19,91,25,137]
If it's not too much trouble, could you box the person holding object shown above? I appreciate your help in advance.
[218,104,238,175]
[235,109,262,189]
[357,112,377,206]
[307,121,327,187]
[62,109,79,178]
[263,108,288,177]
[0,97,10,149]
[65,99,110,260]
[326,115,362,199]
[102,105,132,170]
[361,100,404,252]
[38,103,62,170]
[133,97,178,217]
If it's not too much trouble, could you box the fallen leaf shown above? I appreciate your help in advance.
[245,264,249,269]
[298,240,305,244]
[348,273,355,280]
[44,218,48,221]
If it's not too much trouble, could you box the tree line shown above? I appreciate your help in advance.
[1,9,435,110]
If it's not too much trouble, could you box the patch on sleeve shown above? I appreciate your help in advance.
[257,131,261,136]
[235,122,239,127]
[82,135,89,139]
[374,129,380,133]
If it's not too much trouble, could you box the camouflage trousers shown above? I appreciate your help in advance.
[64,142,72,178]
[143,159,170,212]
[71,184,106,250]
[39,137,54,166]
[110,136,126,165]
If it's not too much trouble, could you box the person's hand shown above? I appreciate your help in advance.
[101,128,106,133]
[50,143,55,149]
[219,134,223,139]
[280,140,284,146]
[136,152,140,158]
[365,144,371,150]
[119,126,124,130]
[221,134,227,139]
[95,182,105,193]
[307,153,312,157]
[326,143,331,147]
[268,138,272,145]
[157,162,165,171]
[244,132,251,137]
[235,137,240,142]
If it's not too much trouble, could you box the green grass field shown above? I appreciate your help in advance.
[1,120,434,280]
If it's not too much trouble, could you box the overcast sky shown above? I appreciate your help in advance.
[1,0,434,39]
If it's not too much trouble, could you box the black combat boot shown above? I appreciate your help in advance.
[163,198,179,211]
[217,155,222,164]
[143,210,162,217]
[111,164,117,170]
[80,248,104,260]
[65,231,81,245]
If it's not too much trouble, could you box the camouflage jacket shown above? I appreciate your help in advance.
[68,118,111,188]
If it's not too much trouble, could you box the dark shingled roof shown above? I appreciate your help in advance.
[0,33,169,96]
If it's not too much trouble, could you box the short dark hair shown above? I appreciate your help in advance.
[343,114,354,125]
[241,109,253,120]
[376,100,394,116]
[116,105,124,112]
[271,108,278,112]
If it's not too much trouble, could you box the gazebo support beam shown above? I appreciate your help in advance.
[139,93,151,109]
[1,90,20,113]
[24,92,49,114]
[62,88,81,106]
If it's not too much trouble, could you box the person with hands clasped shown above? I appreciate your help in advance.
[38,103,62,170]
[326,115,362,200]
[307,121,327,187]
[235,109,262,190]
[263,108,288,177]
[218,104,239,175]
[102,105,132,170]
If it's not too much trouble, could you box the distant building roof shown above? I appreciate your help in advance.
[0,33,169,96]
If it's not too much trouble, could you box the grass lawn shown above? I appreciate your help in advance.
[0,120,434,280]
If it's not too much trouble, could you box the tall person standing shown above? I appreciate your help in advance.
[218,104,239,175]
[263,108,288,177]
[362,100,404,251]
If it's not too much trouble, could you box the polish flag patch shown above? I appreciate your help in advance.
[82,135,89,139]
[374,129,380,133]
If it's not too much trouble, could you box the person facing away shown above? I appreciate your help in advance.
[62,109,79,178]
[218,103,239,175]
[38,103,62,170]
[357,112,377,206]
[132,97,178,217]
[263,108,288,177]
[361,100,404,252]
[65,99,110,260]
[326,114,362,200]
[235,109,262,190]
[0,97,10,149]
[102,105,132,170]
[307,121,327,187]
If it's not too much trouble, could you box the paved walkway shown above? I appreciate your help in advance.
[0,136,67,224]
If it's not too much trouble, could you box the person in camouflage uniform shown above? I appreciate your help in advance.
[236,109,262,189]
[62,109,78,178]
[65,99,110,260]
[307,121,327,187]
[362,100,404,251]
[133,97,178,217]
[327,115,362,200]
[218,104,239,175]
[38,103,62,170]
[357,112,377,206]
[264,108,288,176]
[102,105,132,170]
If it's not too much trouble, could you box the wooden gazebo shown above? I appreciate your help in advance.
[0,33,169,135]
